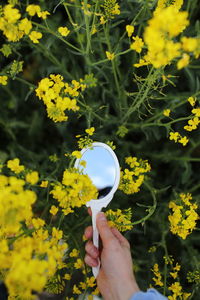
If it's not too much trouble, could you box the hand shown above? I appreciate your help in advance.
[84,211,140,300]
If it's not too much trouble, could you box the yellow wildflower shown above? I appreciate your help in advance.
[168,193,199,239]
[85,127,95,136]
[130,36,144,53]
[50,205,59,216]
[7,158,25,174]
[69,248,79,257]
[152,263,163,286]
[40,180,48,188]
[0,75,8,85]
[106,51,115,60]
[37,11,50,19]
[74,258,83,269]
[26,4,41,16]
[73,284,82,294]
[178,136,189,146]
[105,208,133,232]
[26,171,39,185]
[18,18,32,35]
[4,4,21,23]
[126,25,134,37]
[177,53,190,69]
[163,109,171,117]
[169,282,182,297]
[72,151,82,158]
[187,96,196,107]
[29,31,42,43]
[58,27,70,37]
[64,274,71,280]
[169,132,180,143]
[192,108,200,117]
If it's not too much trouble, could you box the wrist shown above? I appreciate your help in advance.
[113,278,140,300]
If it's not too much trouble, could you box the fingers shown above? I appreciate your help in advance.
[84,226,93,240]
[85,240,99,259]
[84,254,98,267]
[110,227,130,249]
[96,212,116,247]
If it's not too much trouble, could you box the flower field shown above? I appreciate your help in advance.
[0,0,200,299]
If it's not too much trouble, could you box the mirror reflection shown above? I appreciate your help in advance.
[79,146,116,199]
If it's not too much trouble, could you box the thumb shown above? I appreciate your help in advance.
[96,212,115,246]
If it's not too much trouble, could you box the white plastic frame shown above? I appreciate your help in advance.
[74,142,120,277]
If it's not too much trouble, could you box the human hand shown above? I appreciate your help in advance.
[84,211,140,300]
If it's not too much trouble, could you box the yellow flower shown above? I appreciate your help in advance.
[169,132,180,142]
[74,258,83,269]
[85,127,95,135]
[50,205,58,216]
[4,4,21,24]
[130,36,144,53]
[72,151,82,158]
[58,27,70,37]
[26,4,41,16]
[29,31,42,43]
[187,96,196,107]
[7,158,25,174]
[0,75,8,85]
[40,180,48,188]
[100,16,106,24]
[177,53,190,69]
[69,248,79,257]
[192,108,200,117]
[178,136,189,146]
[26,171,39,185]
[126,25,134,37]
[163,109,171,117]
[18,18,32,35]
[106,51,115,60]
[64,274,71,280]
[37,11,50,19]
[152,263,163,286]
[73,284,81,294]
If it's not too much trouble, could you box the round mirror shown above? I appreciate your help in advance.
[76,143,120,199]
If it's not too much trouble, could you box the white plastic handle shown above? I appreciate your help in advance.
[91,207,101,278]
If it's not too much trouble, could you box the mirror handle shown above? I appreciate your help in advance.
[91,207,101,278]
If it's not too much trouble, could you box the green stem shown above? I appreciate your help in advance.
[31,21,82,53]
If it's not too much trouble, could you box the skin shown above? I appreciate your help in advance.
[84,211,140,300]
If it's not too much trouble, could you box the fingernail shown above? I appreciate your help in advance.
[97,212,106,221]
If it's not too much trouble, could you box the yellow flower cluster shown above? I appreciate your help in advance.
[169,132,189,146]
[105,208,133,232]
[35,74,87,122]
[0,175,36,237]
[0,4,45,43]
[184,99,200,131]
[168,282,190,300]
[152,263,163,286]
[168,193,199,239]
[144,6,189,68]
[119,156,151,194]
[101,0,120,20]
[155,0,183,13]
[50,169,98,215]
[0,227,67,299]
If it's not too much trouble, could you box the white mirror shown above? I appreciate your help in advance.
[74,142,120,277]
